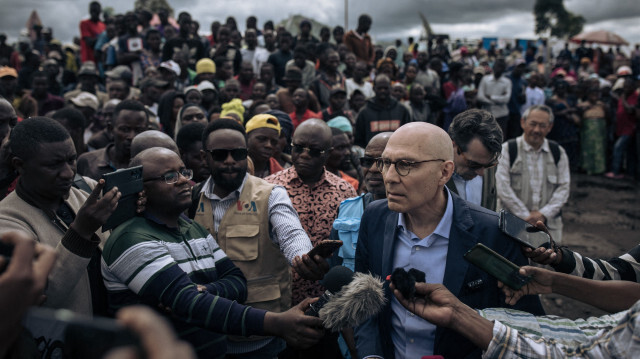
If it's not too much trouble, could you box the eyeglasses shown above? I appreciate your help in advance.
[205,148,248,162]
[375,157,444,177]
[144,168,193,184]
[359,156,377,168]
[457,148,498,170]
[291,143,328,157]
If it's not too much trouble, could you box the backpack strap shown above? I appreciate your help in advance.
[548,140,561,166]
[508,139,518,168]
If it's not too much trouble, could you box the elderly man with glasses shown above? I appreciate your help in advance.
[445,109,504,211]
[353,122,544,359]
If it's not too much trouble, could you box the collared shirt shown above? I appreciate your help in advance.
[496,137,570,220]
[391,188,453,358]
[265,167,357,304]
[200,173,312,264]
[477,74,512,118]
[76,143,117,181]
[452,172,483,206]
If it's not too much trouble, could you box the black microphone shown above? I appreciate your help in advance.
[305,265,386,331]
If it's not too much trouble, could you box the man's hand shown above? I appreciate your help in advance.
[293,254,330,281]
[521,221,561,265]
[524,211,546,226]
[71,179,121,238]
[499,266,555,306]
[263,297,325,348]
[0,231,56,357]
[391,282,462,328]
[391,282,494,350]
[104,306,196,359]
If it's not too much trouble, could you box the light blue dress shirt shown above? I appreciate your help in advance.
[452,172,483,207]
[390,188,454,358]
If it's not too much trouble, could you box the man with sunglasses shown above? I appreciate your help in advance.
[446,109,503,211]
[354,122,544,359]
[103,147,325,359]
[190,118,327,358]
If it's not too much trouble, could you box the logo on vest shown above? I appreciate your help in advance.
[236,200,257,213]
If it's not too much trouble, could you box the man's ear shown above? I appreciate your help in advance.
[11,156,24,175]
[439,160,455,186]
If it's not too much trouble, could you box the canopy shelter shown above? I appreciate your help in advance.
[571,30,629,46]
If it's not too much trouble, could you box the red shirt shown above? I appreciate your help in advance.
[80,19,105,63]
[616,91,638,137]
[289,109,321,129]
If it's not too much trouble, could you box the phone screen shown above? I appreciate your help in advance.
[464,243,531,290]
[500,210,551,249]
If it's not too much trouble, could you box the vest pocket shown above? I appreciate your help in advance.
[225,225,260,261]
[246,275,281,310]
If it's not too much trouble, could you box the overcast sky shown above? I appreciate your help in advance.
[2,0,639,48]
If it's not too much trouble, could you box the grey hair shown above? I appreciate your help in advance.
[523,104,554,124]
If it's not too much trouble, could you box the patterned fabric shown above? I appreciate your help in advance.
[478,308,625,347]
[483,300,640,358]
[580,117,607,175]
[265,167,357,304]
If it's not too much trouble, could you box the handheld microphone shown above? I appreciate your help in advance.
[305,266,386,331]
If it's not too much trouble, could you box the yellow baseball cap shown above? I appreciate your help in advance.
[245,114,281,135]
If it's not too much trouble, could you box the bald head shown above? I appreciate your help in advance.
[293,119,332,148]
[366,132,392,153]
[130,146,179,168]
[389,122,454,161]
[131,130,179,157]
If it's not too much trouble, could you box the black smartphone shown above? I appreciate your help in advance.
[26,307,142,358]
[464,243,531,290]
[499,209,551,249]
[102,166,143,232]
[308,240,343,258]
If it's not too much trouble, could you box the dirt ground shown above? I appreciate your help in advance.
[537,172,640,319]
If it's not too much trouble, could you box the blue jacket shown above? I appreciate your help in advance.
[354,192,545,359]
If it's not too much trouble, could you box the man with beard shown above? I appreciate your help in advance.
[445,109,502,211]
[77,100,148,180]
[325,127,359,190]
[190,118,327,358]
[103,147,324,359]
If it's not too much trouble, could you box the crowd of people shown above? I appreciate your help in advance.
[0,2,640,359]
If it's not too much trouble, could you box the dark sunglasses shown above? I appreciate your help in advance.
[359,156,377,168]
[205,148,248,162]
[291,143,327,157]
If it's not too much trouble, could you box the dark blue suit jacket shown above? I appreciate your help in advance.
[354,192,545,359]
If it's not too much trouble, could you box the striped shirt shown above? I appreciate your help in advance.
[483,300,640,358]
[102,214,267,359]
[553,244,640,282]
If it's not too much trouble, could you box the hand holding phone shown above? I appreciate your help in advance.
[464,243,531,290]
[307,240,343,259]
[101,166,143,231]
[499,210,551,249]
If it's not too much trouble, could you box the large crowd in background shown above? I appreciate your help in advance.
[1,1,640,359]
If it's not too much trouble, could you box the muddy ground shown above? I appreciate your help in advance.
[536,173,640,319]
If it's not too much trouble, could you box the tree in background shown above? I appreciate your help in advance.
[534,0,585,38]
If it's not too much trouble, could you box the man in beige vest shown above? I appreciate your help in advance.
[191,117,328,358]
[496,105,570,242]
